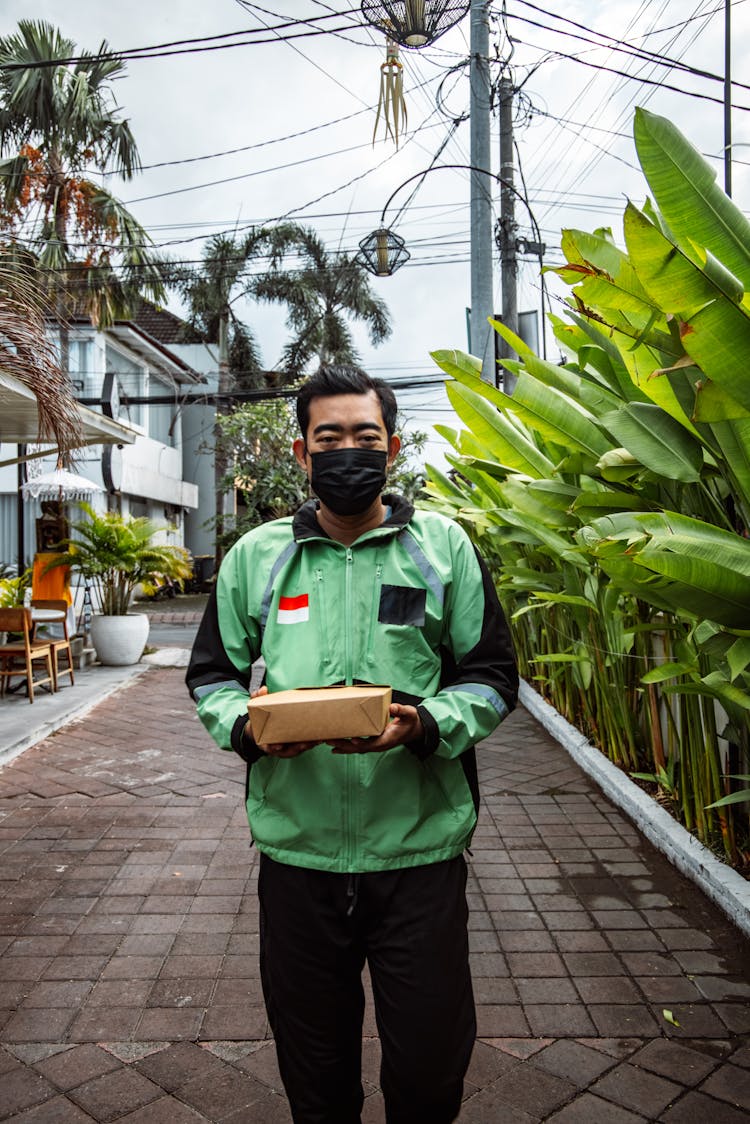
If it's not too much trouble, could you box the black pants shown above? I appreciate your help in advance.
[258,853,475,1124]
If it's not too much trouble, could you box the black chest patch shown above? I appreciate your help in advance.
[378,584,427,627]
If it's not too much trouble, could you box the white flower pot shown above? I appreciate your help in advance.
[90,613,150,666]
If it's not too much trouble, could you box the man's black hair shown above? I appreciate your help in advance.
[296,363,398,441]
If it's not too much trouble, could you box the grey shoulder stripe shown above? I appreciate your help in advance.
[194,680,247,699]
[260,541,300,628]
[444,682,508,718]
[398,529,444,607]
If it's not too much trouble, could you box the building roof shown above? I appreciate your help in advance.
[0,370,137,466]
[130,300,203,346]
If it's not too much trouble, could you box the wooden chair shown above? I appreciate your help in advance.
[31,599,75,691]
[0,608,55,703]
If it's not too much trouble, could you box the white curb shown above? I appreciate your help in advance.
[519,680,750,939]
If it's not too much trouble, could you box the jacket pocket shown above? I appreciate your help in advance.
[422,757,463,821]
[252,756,281,807]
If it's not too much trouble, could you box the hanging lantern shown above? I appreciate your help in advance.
[357,228,411,277]
[373,37,407,147]
[360,1,470,48]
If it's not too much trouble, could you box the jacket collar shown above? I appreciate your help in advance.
[293,493,414,543]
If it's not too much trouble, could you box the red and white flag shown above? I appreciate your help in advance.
[277,593,309,624]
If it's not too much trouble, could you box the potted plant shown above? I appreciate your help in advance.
[46,504,192,665]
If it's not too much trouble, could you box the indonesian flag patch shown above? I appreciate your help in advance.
[277,593,309,624]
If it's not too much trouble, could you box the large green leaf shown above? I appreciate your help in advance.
[624,203,738,316]
[497,478,577,530]
[503,371,611,459]
[445,381,555,478]
[623,203,750,413]
[633,107,750,290]
[579,510,750,626]
[487,317,534,359]
[599,403,704,483]
[430,349,483,381]
[707,418,750,515]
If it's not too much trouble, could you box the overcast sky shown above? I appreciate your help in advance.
[3,0,749,443]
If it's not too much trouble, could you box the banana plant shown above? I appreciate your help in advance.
[423,106,750,862]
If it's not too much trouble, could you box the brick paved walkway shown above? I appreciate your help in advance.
[1,668,749,1121]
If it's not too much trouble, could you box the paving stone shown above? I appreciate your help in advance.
[236,1040,287,1094]
[547,1091,648,1122]
[0,1094,99,1122]
[472,977,517,1004]
[20,980,93,1009]
[67,1067,163,1122]
[113,1096,207,1122]
[475,1005,530,1037]
[591,1062,683,1116]
[660,1090,750,1122]
[0,1064,57,1115]
[458,1084,539,1122]
[33,1043,123,1091]
[505,951,566,978]
[661,1004,732,1037]
[714,1003,750,1033]
[628,1039,718,1086]
[68,1006,143,1043]
[479,1061,576,1117]
[515,977,578,1005]
[589,1005,660,1036]
[134,1041,226,1092]
[576,977,644,1006]
[1,1008,76,1043]
[224,1090,293,1123]
[700,1062,750,1110]
[523,1004,597,1037]
[178,1065,271,1118]
[535,1039,617,1085]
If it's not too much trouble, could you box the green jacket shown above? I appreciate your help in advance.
[187,495,518,873]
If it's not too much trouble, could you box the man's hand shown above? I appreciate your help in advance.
[247,687,319,758]
[329,703,423,755]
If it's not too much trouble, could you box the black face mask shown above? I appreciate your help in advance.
[309,448,388,516]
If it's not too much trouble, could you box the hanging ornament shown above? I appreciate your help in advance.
[373,37,407,147]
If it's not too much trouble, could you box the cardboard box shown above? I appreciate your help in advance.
[247,685,392,745]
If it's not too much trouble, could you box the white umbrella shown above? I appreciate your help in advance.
[21,467,104,503]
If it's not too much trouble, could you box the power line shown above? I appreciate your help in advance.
[505,0,750,92]
[0,12,367,71]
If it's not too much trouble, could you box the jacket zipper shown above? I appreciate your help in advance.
[344,547,355,870]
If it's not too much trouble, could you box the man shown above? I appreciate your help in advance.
[187,363,518,1124]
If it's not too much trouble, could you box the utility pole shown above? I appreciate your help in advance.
[498,75,518,392]
[724,0,732,197]
[469,0,494,383]
[213,309,232,570]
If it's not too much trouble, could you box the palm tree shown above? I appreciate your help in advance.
[251,226,392,375]
[0,19,163,365]
[166,229,284,566]
[0,258,82,462]
[167,232,268,394]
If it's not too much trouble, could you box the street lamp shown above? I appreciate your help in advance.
[358,162,538,277]
[360,1,471,48]
[356,227,411,277]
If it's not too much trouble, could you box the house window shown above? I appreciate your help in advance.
[104,344,146,428]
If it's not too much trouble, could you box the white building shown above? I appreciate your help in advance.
[0,304,203,573]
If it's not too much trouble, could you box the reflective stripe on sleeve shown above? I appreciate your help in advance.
[193,680,248,699]
[443,682,508,719]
